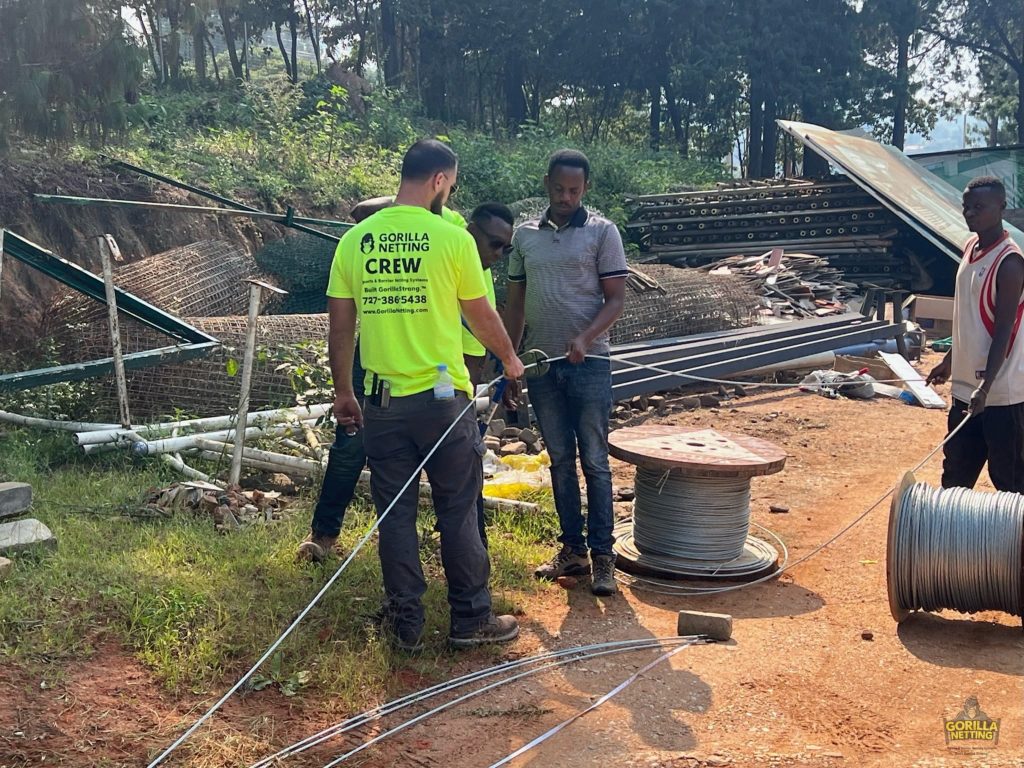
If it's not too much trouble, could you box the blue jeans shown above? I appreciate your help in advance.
[310,425,366,538]
[527,357,615,555]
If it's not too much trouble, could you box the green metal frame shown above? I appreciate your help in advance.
[105,157,344,244]
[0,230,220,391]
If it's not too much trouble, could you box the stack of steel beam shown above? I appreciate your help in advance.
[626,179,911,288]
[608,313,903,400]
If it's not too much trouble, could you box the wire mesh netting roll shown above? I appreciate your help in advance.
[254,234,335,314]
[43,240,279,344]
[611,265,760,345]
[71,314,330,420]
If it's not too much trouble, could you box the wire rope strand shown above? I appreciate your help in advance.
[893,482,1023,617]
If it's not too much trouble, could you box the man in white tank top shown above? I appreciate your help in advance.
[926,176,1024,492]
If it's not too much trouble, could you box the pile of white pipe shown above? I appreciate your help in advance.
[1,403,539,510]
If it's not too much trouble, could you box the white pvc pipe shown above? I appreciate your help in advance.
[74,403,331,446]
[0,409,119,432]
[161,453,218,484]
[192,450,317,476]
[193,438,321,474]
[131,419,319,456]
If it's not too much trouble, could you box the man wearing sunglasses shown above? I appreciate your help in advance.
[462,202,515,385]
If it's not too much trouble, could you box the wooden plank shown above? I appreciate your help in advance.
[878,351,947,409]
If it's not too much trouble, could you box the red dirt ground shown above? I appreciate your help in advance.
[2,353,1022,768]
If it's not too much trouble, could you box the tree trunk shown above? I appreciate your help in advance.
[302,0,322,74]
[662,78,685,155]
[136,8,160,78]
[761,94,778,178]
[504,52,527,134]
[275,22,293,81]
[893,32,910,149]
[242,21,250,81]
[166,1,182,82]
[380,0,400,86]
[290,13,299,83]
[747,74,765,178]
[1017,68,1024,144]
[988,113,999,146]
[217,0,244,82]
[193,26,207,82]
[648,83,661,151]
[801,99,830,177]
[206,30,222,85]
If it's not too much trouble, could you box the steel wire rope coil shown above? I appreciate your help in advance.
[633,470,752,561]
[888,473,1024,620]
[609,426,783,581]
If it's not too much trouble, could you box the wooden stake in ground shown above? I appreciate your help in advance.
[229,279,288,486]
[98,235,131,430]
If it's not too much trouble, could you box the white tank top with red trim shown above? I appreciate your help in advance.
[951,231,1024,407]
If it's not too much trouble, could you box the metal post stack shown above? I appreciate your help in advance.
[626,179,912,288]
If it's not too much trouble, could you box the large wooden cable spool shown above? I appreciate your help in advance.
[609,426,786,582]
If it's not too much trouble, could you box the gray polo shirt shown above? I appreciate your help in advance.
[508,206,628,357]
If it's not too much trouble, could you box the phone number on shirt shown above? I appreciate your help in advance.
[363,294,428,306]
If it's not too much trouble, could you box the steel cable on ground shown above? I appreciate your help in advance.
[892,483,1023,616]
[146,349,946,765]
[317,638,705,768]
[486,642,691,768]
[253,636,698,767]
[146,385,491,767]
[614,412,972,596]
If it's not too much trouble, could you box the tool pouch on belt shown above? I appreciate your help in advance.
[367,373,391,408]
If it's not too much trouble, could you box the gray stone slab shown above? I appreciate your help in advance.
[0,482,32,518]
[0,519,57,555]
[677,610,733,641]
[0,556,11,580]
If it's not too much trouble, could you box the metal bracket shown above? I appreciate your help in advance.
[521,349,550,379]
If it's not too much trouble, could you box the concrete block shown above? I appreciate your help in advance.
[487,419,506,437]
[0,519,57,556]
[500,441,527,456]
[519,428,540,446]
[0,482,32,519]
[677,610,732,641]
[0,557,11,580]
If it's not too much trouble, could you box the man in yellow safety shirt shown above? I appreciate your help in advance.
[326,138,524,652]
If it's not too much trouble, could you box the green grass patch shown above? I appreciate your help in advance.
[0,426,558,710]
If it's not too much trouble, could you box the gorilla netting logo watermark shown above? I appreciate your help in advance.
[944,697,1000,749]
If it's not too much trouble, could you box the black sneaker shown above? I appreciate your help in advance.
[591,553,618,596]
[449,614,520,649]
[534,545,591,580]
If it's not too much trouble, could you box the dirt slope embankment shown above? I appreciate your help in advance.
[0,150,296,356]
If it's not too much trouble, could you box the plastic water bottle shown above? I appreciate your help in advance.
[433,364,455,400]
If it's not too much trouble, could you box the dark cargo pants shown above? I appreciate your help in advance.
[942,398,1024,492]
[363,390,492,636]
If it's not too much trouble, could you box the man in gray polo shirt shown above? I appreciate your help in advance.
[503,148,628,596]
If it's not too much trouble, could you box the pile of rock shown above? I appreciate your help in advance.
[482,419,546,457]
[139,482,287,532]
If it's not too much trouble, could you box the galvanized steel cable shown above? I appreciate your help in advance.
[486,642,691,768]
[633,469,752,562]
[249,635,693,767]
[318,638,704,767]
[892,482,1023,616]
[617,411,973,596]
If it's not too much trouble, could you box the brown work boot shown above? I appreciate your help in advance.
[296,533,338,563]
[534,545,590,581]
[449,614,520,649]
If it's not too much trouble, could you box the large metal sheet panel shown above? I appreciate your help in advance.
[778,120,1024,263]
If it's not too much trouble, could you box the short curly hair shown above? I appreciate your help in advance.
[965,175,1005,197]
